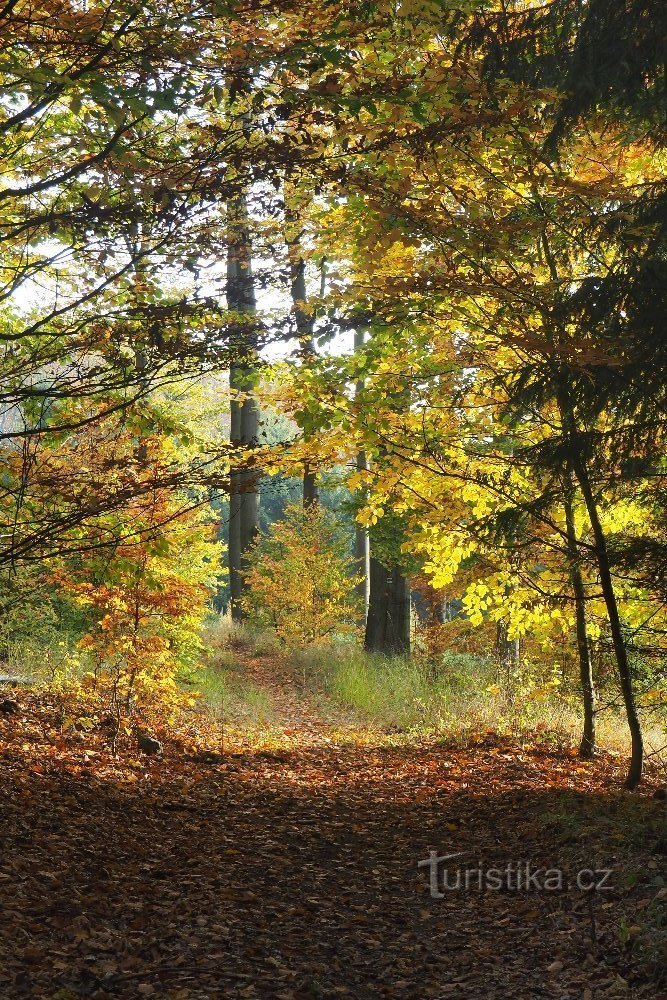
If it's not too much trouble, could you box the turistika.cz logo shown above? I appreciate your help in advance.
[418,851,614,898]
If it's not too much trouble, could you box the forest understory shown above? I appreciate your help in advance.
[1,646,666,1000]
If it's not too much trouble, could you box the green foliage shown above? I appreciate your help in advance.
[0,571,89,682]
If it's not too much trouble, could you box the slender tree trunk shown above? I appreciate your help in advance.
[541,227,639,782]
[238,382,260,557]
[228,381,242,615]
[285,182,319,508]
[563,472,596,759]
[496,619,519,684]
[126,224,150,463]
[227,194,259,620]
[572,455,643,788]
[435,596,449,625]
[303,463,319,507]
[353,327,370,619]
[555,377,642,786]
[290,251,319,508]
[355,449,370,619]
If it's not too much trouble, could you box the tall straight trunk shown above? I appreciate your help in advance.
[363,324,410,655]
[364,556,384,652]
[353,327,370,618]
[365,558,411,655]
[355,449,370,618]
[563,472,596,759]
[302,463,319,507]
[285,183,319,508]
[125,223,150,463]
[435,596,449,624]
[227,193,259,620]
[386,566,411,655]
[572,454,643,788]
[496,619,519,683]
[228,386,242,614]
[290,255,319,507]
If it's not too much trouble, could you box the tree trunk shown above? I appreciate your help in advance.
[361,320,410,655]
[496,619,519,684]
[365,557,411,655]
[227,193,259,621]
[563,472,596,759]
[572,455,643,788]
[354,450,370,620]
[228,382,242,615]
[353,328,370,620]
[435,595,449,624]
[291,254,319,507]
[541,227,637,779]
[364,556,384,652]
[302,464,319,507]
[285,184,319,508]
[554,372,642,787]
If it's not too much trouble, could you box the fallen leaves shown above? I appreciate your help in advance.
[0,660,665,999]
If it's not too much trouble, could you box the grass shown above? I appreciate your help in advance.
[201,616,280,658]
[299,645,663,759]
[295,643,574,739]
[195,618,667,771]
[193,618,276,729]
[194,662,275,728]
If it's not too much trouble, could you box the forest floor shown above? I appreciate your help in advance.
[1,649,666,1000]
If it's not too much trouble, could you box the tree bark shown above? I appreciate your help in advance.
[362,321,410,655]
[285,184,319,508]
[290,253,319,508]
[228,380,242,615]
[496,619,519,683]
[435,595,449,624]
[365,557,411,656]
[563,472,596,759]
[353,327,370,619]
[355,450,370,619]
[541,226,639,782]
[572,454,643,787]
[227,193,259,621]
[554,375,642,786]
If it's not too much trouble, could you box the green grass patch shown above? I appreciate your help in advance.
[296,645,500,733]
[192,621,277,728]
[193,662,276,728]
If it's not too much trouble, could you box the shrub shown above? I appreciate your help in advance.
[52,494,221,722]
[242,503,361,649]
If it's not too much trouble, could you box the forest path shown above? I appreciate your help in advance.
[224,647,335,740]
[0,652,664,1000]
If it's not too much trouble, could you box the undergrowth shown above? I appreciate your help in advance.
[196,619,667,769]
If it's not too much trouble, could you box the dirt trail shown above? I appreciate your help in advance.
[0,653,665,999]
[232,651,333,737]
